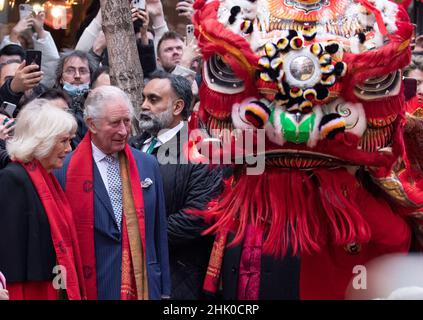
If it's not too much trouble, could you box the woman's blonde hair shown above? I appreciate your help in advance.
[7,98,77,162]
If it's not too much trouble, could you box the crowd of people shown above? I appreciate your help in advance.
[0,0,422,300]
[0,0,218,301]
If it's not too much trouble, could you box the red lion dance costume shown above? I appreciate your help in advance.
[189,0,423,299]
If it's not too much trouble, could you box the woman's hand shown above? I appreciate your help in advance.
[0,118,16,140]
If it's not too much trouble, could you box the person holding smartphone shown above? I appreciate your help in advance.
[0,116,16,141]
[0,58,44,107]
[0,9,60,90]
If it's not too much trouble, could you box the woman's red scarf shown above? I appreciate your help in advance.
[65,133,147,300]
[20,160,87,300]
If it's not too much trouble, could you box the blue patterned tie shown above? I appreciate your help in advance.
[105,155,122,230]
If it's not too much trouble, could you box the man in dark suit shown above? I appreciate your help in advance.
[55,85,170,300]
[130,71,222,299]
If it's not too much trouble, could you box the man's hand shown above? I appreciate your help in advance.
[10,17,32,43]
[10,61,43,93]
[92,31,107,57]
[180,39,202,71]
[28,11,46,39]
[132,8,150,45]
[176,0,195,20]
[0,119,15,140]
[146,0,165,18]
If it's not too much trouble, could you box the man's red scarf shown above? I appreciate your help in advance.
[20,160,87,300]
[65,133,148,300]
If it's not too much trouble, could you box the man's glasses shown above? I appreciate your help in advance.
[63,67,90,76]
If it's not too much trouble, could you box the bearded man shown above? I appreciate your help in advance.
[130,70,223,300]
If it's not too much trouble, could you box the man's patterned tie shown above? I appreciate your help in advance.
[105,155,122,230]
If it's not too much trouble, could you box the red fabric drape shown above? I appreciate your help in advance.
[19,160,86,300]
[8,282,57,300]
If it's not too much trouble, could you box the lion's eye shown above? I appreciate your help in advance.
[203,55,245,94]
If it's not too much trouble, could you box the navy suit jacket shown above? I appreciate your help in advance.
[55,147,171,300]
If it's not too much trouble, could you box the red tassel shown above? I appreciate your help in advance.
[197,167,372,258]
[199,83,251,117]
[361,95,405,119]
[314,169,371,245]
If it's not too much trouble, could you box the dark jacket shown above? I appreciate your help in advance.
[68,94,88,149]
[0,77,23,107]
[220,233,301,300]
[0,162,56,282]
[0,139,10,169]
[130,124,223,299]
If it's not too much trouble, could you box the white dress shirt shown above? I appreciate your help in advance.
[92,142,118,195]
[142,121,184,153]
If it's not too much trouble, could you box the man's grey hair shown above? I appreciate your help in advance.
[7,98,77,162]
[83,85,135,121]
[148,70,193,120]
[54,50,97,87]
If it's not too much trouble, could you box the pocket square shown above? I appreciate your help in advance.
[141,178,153,188]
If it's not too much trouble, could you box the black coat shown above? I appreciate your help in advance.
[0,139,10,169]
[0,78,23,108]
[68,95,88,149]
[220,233,301,300]
[0,162,56,283]
[130,124,223,299]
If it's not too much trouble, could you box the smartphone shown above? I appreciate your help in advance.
[1,102,17,118]
[26,50,42,70]
[19,4,33,20]
[403,77,417,101]
[132,0,146,10]
[186,24,195,45]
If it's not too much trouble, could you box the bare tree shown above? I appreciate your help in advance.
[100,0,143,133]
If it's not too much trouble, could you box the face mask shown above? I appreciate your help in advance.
[62,82,90,97]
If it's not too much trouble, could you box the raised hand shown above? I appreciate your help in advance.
[180,38,202,71]
[10,61,44,93]
[28,11,46,38]
[92,31,107,56]
[10,17,33,43]
[146,0,164,18]
[176,0,195,20]
[0,118,16,140]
